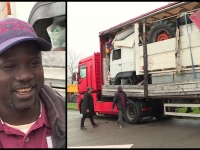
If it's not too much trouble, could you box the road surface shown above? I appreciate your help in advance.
[67,109,200,148]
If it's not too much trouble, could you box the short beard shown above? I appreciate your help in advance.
[8,94,39,111]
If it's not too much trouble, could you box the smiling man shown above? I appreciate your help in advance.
[0,18,65,148]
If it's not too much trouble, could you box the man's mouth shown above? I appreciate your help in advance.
[15,87,32,94]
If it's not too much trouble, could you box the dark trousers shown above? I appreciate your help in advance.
[81,114,95,127]
[117,108,125,125]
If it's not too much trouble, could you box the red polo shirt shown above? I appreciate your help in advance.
[0,101,52,148]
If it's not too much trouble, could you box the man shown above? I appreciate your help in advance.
[81,87,98,129]
[111,86,127,128]
[0,18,65,148]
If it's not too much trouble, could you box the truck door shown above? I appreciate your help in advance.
[78,64,87,92]
[110,48,122,79]
[87,64,93,88]
[121,47,135,72]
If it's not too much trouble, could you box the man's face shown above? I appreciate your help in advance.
[88,88,92,93]
[0,42,44,111]
[119,90,122,93]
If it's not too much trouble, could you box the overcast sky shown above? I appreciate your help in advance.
[11,2,36,22]
[67,2,169,59]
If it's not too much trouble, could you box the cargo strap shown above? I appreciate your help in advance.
[174,12,195,78]
[184,12,197,79]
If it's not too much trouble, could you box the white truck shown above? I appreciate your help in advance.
[0,2,66,98]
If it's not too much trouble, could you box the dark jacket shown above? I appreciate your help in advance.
[39,84,65,148]
[81,92,94,115]
[112,91,128,110]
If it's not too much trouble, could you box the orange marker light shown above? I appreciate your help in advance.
[6,2,11,15]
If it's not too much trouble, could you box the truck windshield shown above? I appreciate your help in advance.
[80,64,86,78]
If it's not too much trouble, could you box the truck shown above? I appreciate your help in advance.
[73,2,200,124]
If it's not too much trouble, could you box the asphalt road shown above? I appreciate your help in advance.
[67,109,200,148]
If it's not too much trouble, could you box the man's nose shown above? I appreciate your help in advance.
[15,66,34,82]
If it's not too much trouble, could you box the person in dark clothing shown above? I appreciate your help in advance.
[80,87,98,130]
[111,86,127,128]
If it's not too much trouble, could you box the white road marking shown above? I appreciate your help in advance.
[68,144,133,148]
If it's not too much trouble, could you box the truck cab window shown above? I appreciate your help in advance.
[112,49,121,61]
[80,64,86,78]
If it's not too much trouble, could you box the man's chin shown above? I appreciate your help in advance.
[9,95,38,111]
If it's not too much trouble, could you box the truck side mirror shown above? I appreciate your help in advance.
[73,72,77,81]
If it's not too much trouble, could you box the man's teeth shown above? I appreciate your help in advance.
[16,87,32,93]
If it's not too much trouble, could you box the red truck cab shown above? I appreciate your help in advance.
[75,52,119,115]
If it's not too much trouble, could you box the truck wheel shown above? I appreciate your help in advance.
[124,101,140,124]
[148,20,176,43]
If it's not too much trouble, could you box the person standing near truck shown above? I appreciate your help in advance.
[111,86,128,128]
[80,87,98,129]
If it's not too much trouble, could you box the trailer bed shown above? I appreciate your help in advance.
[102,78,200,99]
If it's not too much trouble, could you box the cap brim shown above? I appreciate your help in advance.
[0,36,52,54]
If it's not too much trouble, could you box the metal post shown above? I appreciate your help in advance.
[143,19,148,98]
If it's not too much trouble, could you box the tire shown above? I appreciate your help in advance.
[124,101,141,124]
[148,20,176,44]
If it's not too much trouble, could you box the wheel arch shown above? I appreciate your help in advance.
[114,71,135,85]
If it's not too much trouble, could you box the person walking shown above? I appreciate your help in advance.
[80,87,98,129]
[111,86,127,128]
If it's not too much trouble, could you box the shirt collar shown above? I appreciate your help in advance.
[38,99,51,128]
[0,98,51,131]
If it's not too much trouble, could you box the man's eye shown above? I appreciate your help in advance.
[30,61,40,66]
[3,65,15,70]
